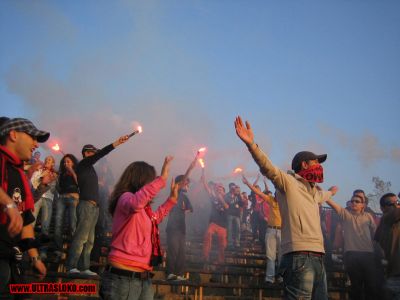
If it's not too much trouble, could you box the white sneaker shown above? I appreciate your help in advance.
[167,274,177,280]
[81,269,98,276]
[68,268,80,274]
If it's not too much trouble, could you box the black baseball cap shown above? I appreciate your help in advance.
[0,117,50,143]
[291,151,327,173]
[81,144,98,155]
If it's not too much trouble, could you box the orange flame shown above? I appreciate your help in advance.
[137,126,143,133]
[198,147,206,153]
[52,144,60,151]
[234,167,243,174]
[198,158,205,168]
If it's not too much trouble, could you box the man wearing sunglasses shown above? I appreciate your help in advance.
[326,194,384,300]
[374,193,400,299]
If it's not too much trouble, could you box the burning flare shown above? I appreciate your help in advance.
[128,125,143,138]
[52,144,60,151]
[234,167,243,174]
[198,158,205,168]
[197,147,207,153]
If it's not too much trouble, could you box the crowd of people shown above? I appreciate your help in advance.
[0,116,399,300]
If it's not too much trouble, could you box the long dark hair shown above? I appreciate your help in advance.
[59,154,79,175]
[109,161,156,216]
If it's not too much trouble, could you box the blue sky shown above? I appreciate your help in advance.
[1,0,399,209]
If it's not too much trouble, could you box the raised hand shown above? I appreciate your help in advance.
[234,116,254,146]
[328,186,339,196]
[161,156,174,181]
[113,135,130,147]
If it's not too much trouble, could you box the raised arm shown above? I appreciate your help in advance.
[253,173,260,186]
[325,187,341,213]
[182,152,199,183]
[234,116,291,191]
[200,172,212,195]
[242,175,271,203]
[262,176,269,192]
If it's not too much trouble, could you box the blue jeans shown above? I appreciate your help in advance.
[265,227,281,281]
[32,197,53,235]
[278,252,328,300]
[54,195,78,250]
[66,200,99,271]
[227,215,241,247]
[100,270,154,300]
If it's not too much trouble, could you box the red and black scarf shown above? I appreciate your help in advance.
[144,204,162,263]
[0,145,34,224]
[297,164,324,183]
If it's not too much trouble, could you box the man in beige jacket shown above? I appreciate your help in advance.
[234,116,338,300]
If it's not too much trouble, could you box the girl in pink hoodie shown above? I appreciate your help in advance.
[100,156,178,300]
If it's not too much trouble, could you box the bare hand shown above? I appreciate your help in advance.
[242,175,249,185]
[161,156,174,181]
[329,186,339,196]
[169,178,179,201]
[114,135,130,147]
[6,207,23,237]
[234,116,254,146]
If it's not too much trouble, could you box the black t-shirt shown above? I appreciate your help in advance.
[0,155,35,259]
[77,144,114,202]
[58,173,79,194]
[224,193,243,217]
[209,196,227,228]
[166,191,193,234]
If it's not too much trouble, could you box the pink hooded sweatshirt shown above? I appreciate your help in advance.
[108,176,176,270]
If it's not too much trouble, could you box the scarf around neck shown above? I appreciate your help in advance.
[0,145,34,224]
[144,204,162,265]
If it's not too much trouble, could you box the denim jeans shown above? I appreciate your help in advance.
[100,270,154,300]
[227,215,241,247]
[66,200,99,271]
[278,252,328,300]
[32,197,53,235]
[54,195,78,251]
[265,227,281,281]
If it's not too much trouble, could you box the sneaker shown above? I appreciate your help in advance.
[175,275,187,281]
[167,274,177,281]
[68,268,80,274]
[80,269,98,276]
[264,277,274,284]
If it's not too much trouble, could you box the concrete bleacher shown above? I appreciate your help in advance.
[21,226,349,300]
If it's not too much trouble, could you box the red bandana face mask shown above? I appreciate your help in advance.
[297,164,324,183]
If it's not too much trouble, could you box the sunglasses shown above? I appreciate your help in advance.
[351,199,363,204]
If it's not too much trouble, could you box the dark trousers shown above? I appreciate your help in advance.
[166,231,186,276]
[0,258,24,300]
[344,251,384,300]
